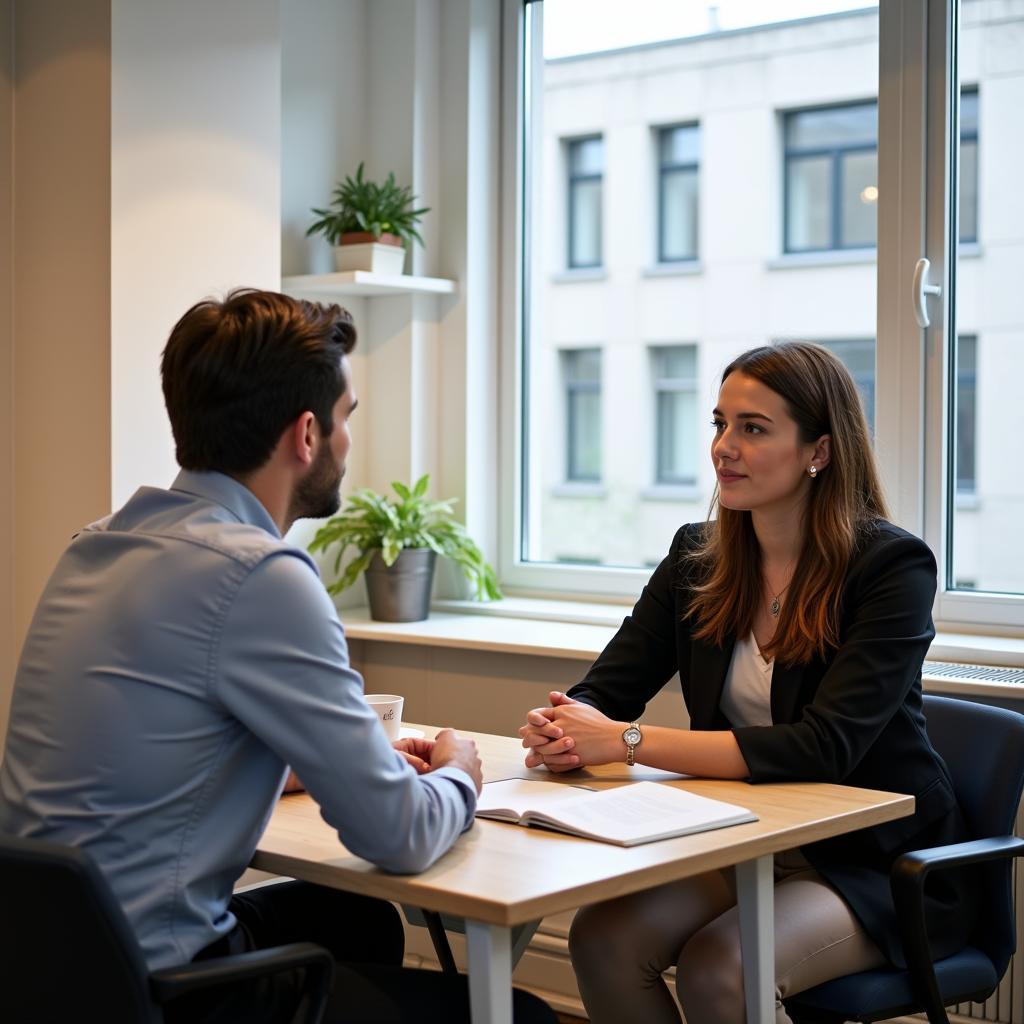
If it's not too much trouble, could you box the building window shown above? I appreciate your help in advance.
[818,339,876,432]
[652,346,698,484]
[959,88,978,244]
[955,335,976,494]
[567,136,603,268]
[563,348,602,481]
[784,101,878,253]
[657,125,699,262]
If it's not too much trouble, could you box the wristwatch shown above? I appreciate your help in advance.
[622,721,642,766]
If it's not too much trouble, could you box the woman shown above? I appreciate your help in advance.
[519,342,974,1024]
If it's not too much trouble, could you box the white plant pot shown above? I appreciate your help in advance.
[333,241,406,275]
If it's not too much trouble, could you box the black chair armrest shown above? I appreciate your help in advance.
[891,835,1024,1024]
[150,942,333,1024]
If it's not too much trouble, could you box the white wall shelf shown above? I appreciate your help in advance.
[282,271,456,298]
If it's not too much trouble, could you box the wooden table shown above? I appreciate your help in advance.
[252,725,914,1024]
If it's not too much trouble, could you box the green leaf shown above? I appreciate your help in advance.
[308,475,500,602]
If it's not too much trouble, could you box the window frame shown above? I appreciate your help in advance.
[783,99,879,254]
[957,85,978,245]
[651,344,699,486]
[566,135,604,269]
[656,124,700,264]
[563,348,602,483]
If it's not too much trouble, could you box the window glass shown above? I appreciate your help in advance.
[818,339,875,430]
[958,88,978,244]
[653,346,698,484]
[563,349,602,481]
[949,51,1022,594]
[785,102,878,252]
[786,103,877,149]
[660,124,700,165]
[840,150,879,248]
[786,156,832,251]
[567,137,603,267]
[658,125,700,262]
[520,1,878,571]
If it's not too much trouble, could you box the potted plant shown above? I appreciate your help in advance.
[308,474,500,622]
[305,162,430,276]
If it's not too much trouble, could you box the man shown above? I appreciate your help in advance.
[0,289,554,1023]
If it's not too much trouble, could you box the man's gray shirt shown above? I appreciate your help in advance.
[0,470,477,969]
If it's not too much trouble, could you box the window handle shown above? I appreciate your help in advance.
[912,257,942,329]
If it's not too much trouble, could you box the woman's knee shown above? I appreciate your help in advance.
[676,924,746,1023]
[569,898,669,982]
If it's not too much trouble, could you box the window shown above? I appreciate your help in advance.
[958,88,978,244]
[652,346,698,485]
[954,335,976,495]
[506,0,1024,624]
[509,0,879,584]
[567,136,603,268]
[784,102,878,252]
[818,339,876,431]
[562,348,601,482]
[657,125,699,262]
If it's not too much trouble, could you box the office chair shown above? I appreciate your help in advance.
[0,833,334,1023]
[786,694,1024,1024]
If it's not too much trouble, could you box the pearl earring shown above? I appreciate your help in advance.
[808,465,818,477]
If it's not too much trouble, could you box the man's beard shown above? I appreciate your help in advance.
[290,440,344,523]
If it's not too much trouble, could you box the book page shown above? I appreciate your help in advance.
[526,782,756,845]
[475,779,597,819]
[476,779,756,845]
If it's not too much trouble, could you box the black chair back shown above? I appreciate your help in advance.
[923,694,1024,975]
[0,833,160,1023]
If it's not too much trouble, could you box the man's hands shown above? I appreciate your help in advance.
[281,730,483,798]
[395,730,483,794]
[519,691,624,772]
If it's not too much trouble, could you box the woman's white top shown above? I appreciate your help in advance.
[720,632,774,727]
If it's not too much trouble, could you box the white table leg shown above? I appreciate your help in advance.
[465,920,513,1024]
[735,854,774,1024]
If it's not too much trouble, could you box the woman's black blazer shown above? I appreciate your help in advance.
[566,519,975,966]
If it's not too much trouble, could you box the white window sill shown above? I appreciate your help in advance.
[550,482,607,498]
[642,261,703,278]
[640,483,702,502]
[550,268,607,283]
[767,248,877,270]
[340,599,1024,677]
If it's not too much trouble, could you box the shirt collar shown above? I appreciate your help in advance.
[171,470,281,539]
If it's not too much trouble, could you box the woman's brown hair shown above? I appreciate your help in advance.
[686,342,889,664]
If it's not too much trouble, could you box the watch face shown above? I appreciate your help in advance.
[623,726,642,746]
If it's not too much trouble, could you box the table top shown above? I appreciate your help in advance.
[252,724,914,928]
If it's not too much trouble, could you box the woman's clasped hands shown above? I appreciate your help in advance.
[519,691,624,771]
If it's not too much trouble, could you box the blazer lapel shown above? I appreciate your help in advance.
[689,637,736,729]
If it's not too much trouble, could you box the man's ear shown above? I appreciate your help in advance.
[812,434,832,473]
[290,411,318,467]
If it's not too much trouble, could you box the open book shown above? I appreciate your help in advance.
[475,779,757,847]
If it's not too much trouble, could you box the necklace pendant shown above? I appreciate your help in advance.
[770,597,781,616]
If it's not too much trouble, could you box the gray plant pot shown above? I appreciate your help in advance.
[364,548,437,622]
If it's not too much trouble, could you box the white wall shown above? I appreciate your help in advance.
[110,0,283,507]
[281,0,367,277]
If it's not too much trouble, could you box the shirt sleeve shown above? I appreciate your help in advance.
[733,531,937,784]
[212,550,477,874]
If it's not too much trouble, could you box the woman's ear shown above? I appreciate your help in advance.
[811,434,832,474]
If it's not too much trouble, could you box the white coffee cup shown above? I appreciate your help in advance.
[365,693,404,742]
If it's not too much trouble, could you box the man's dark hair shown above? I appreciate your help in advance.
[161,288,357,475]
